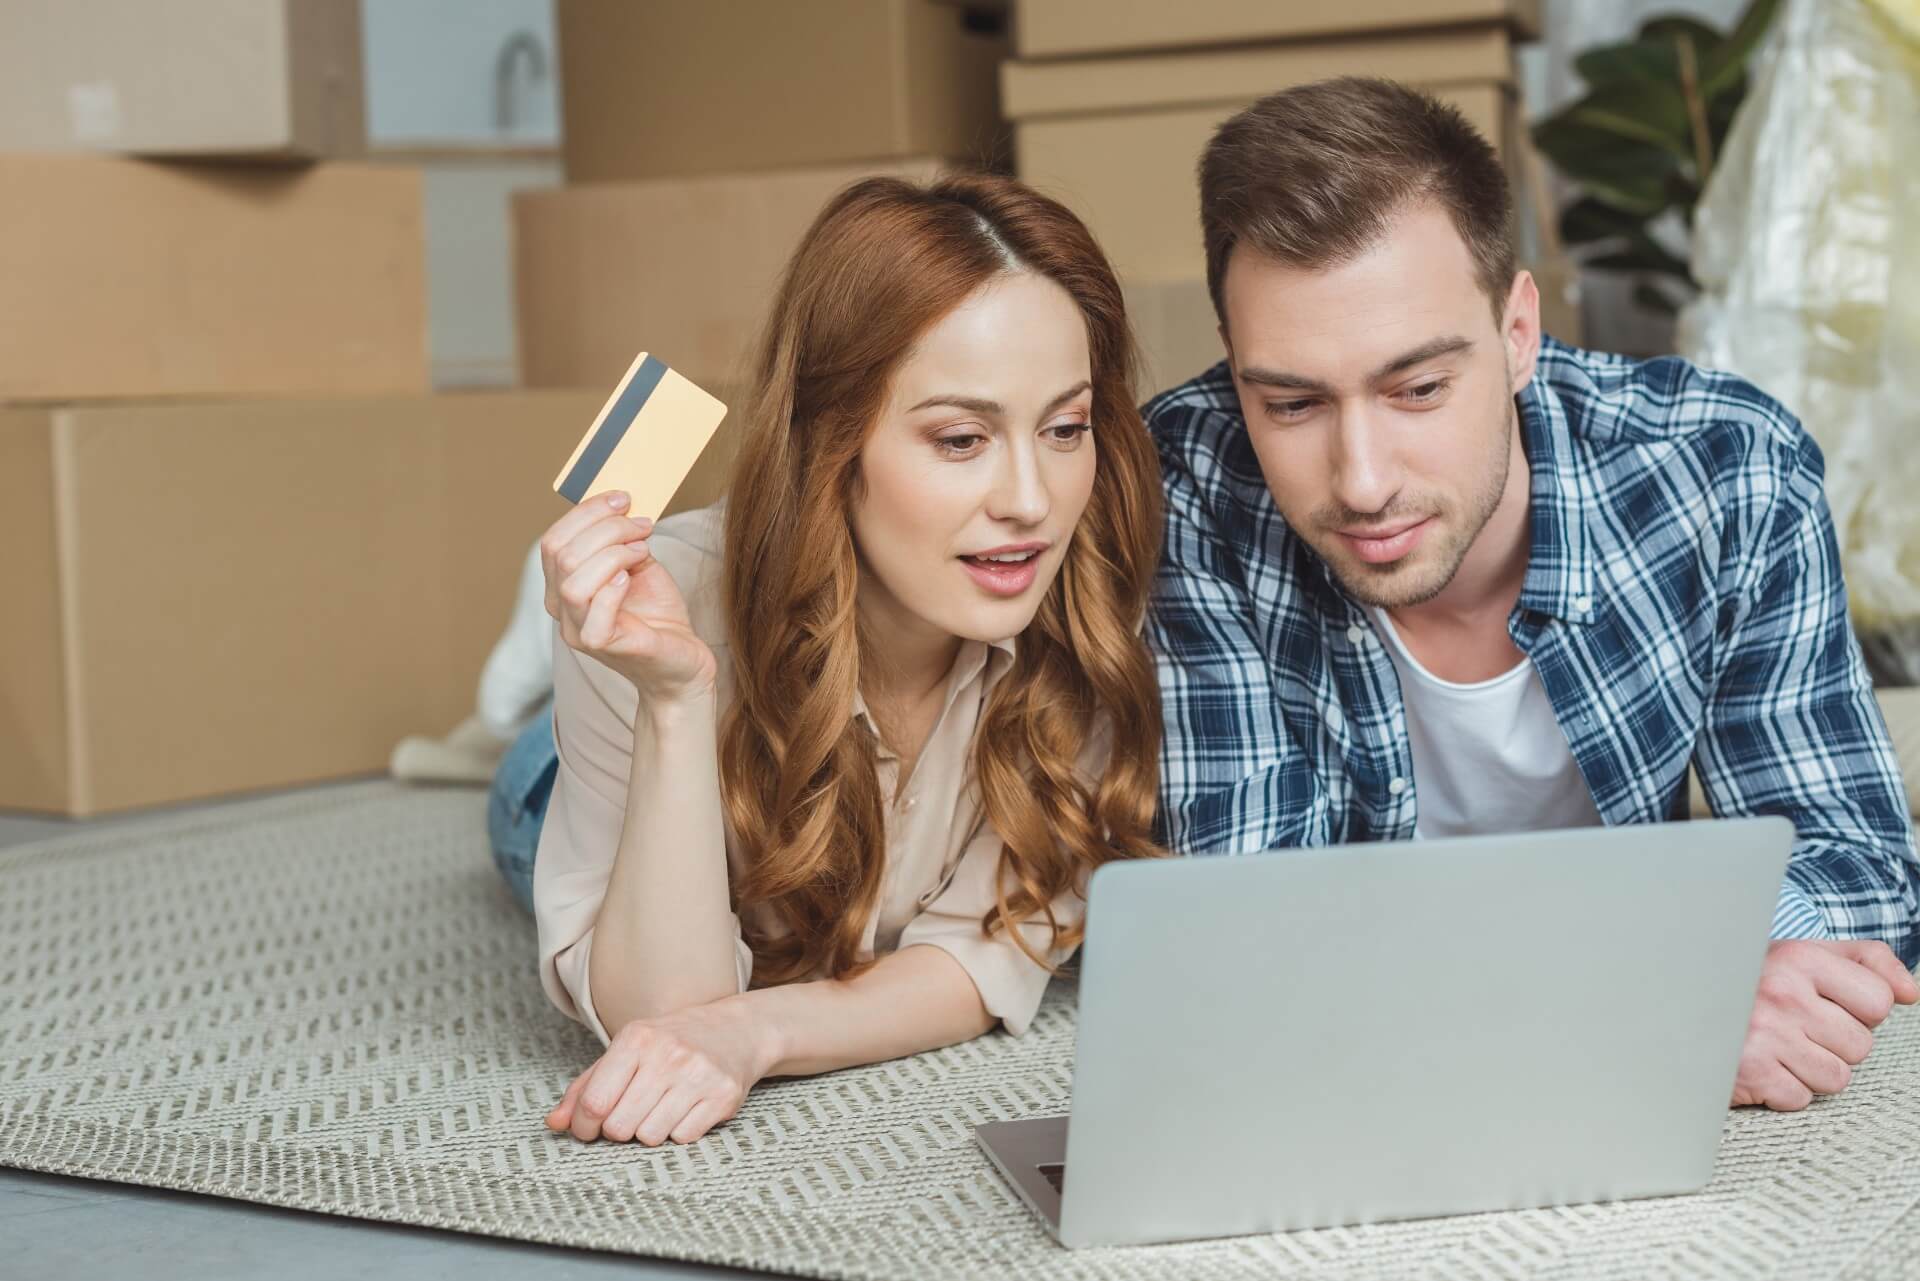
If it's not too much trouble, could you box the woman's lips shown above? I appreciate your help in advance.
[959,552,1041,597]
[1339,518,1431,565]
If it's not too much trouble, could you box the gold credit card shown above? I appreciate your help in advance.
[551,351,729,517]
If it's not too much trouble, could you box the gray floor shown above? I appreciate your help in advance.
[0,780,773,1281]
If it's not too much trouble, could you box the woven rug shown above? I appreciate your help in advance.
[4,780,1920,1280]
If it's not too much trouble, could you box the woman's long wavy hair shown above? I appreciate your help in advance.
[718,172,1165,987]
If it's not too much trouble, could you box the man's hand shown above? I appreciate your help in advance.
[546,995,775,1145]
[1732,939,1920,1110]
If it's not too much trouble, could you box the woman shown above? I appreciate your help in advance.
[490,172,1164,1147]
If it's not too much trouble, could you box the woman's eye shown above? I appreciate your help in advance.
[935,433,986,456]
[1046,421,1091,445]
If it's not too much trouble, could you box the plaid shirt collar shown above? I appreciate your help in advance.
[1513,354,1598,628]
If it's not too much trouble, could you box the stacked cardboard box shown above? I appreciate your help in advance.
[0,391,606,816]
[0,1,617,814]
[0,0,366,160]
[518,1,1008,399]
[1002,0,1580,391]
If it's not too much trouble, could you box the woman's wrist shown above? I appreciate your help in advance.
[639,683,717,736]
[717,988,788,1082]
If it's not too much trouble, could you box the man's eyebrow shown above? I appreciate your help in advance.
[1235,366,1335,395]
[1235,337,1475,396]
[1370,336,1473,383]
[908,379,1092,417]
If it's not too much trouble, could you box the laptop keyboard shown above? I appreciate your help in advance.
[1037,1162,1065,1194]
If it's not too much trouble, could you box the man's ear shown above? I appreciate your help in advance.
[1501,269,1542,393]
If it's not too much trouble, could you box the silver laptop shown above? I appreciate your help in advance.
[976,817,1794,1249]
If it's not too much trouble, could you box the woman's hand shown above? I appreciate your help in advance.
[540,490,717,706]
[546,996,774,1145]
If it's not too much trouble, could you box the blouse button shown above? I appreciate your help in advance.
[902,793,918,812]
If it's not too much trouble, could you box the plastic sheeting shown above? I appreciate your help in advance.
[1679,0,1920,640]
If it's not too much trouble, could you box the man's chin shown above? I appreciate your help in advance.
[1328,551,1452,610]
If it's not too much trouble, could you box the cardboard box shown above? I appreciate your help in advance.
[558,0,1006,181]
[0,154,427,401]
[0,0,364,160]
[515,158,948,392]
[1014,0,1539,59]
[0,388,746,818]
[1005,28,1514,283]
[1126,278,1227,397]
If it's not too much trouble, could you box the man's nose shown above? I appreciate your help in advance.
[1329,408,1401,517]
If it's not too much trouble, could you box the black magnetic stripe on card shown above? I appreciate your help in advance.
[558,354,670,503]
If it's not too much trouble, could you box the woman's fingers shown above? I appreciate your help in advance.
[577,570,631,651]
[634,1086,704,1148]
[545,1071,588,1131]
[667,1098,733,1145]
[598,1071,674,1143]
[540,491,630,580]
[566,1052,647,1143]
[556,541,654,640]
[540,491,652,615]
[548,1053,738,1146]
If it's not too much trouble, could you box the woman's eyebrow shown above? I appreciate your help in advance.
[908,393,1002,415]
[1042,380,1093,413]
[907,380,1091,417]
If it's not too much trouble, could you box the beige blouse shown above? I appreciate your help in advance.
[531,504,1100,1047]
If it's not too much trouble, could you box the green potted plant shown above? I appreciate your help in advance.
[1531,0,1782,315]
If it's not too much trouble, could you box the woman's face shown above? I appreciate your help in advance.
[851,271,1098,649]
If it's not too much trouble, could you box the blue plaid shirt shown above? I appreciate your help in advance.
[1145,336,1920,966]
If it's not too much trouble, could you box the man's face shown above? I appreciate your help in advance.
[1218,202,1538,609]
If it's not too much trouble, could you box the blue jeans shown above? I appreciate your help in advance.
[486,696,559,914]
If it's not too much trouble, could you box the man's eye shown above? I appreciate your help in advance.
[1403,379,1450,403]
[1266,399,1316,420]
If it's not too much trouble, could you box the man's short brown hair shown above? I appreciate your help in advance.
[1199,76,1516,324]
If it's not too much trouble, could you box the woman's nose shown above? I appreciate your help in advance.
[987,442,1052,525]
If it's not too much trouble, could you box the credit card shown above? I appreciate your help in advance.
[551,351,729,517]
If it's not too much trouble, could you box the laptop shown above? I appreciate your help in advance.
[976,817,1794,1249]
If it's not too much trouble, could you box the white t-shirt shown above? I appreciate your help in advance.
[1369,608,1602,840]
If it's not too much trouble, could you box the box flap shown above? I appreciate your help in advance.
[1004,25,1512,120]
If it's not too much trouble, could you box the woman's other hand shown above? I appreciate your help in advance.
[539,490,717,706]
[545,996,774,1145]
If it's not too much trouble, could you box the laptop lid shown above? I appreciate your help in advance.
[1054,818,1793,1248]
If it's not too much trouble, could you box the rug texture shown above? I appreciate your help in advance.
[3,779,1920,1280]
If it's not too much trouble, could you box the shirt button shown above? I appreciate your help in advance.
[1387,777,1408,796]
[1346,624,1366,645]
[1574,595,1593,614]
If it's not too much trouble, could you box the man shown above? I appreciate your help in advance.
[1145,77,1920,1111]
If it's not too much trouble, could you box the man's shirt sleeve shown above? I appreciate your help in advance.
[1693,434,1920,965]
[1147,444,1328,855]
